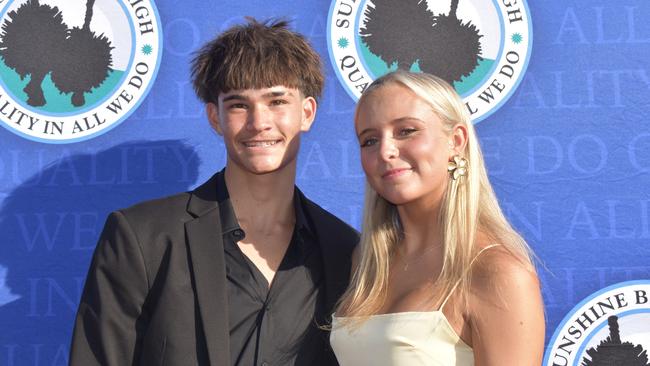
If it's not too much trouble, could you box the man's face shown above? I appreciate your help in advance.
[207,86,316,175]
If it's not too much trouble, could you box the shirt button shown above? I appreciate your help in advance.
[261,362,269,366]
[233,229,245,240]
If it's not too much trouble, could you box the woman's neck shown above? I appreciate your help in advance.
[396,197,444,255]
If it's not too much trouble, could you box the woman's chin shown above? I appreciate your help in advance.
[378,191,416,206]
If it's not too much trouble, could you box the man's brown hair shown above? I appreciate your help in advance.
[191,18,324,104]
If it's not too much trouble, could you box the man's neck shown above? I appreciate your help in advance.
[224,162,296,233]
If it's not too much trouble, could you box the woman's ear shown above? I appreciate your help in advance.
[449,124,468,155]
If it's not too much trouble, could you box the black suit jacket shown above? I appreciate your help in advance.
[69,173,358,366]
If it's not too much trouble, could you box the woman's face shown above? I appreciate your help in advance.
[356,83,458,207]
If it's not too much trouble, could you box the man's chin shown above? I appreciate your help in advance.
[248,167,282,175]
[226,153,298,176]
[236,161,291,176]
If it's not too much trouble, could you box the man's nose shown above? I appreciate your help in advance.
[246,105,271,132]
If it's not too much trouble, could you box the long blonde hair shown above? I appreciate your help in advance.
[336,71,535,320]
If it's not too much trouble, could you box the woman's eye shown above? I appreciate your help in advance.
[399,128,417,136]
[360,138,378,148]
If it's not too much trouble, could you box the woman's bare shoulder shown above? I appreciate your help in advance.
[470,237,539,305]
[467,235,545,363]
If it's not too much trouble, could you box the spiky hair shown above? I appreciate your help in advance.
[191,18,324,104]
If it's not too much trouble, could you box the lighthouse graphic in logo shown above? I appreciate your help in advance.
[581,316,649,366]
[544,281,650,366]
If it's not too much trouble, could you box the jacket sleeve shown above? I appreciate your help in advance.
[69,211,150,366]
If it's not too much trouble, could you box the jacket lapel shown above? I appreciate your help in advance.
[185,174,230,366]
[299,192,353,314]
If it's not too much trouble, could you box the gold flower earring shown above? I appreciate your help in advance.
[447,155,468,180]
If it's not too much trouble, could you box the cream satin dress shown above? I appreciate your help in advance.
[330,245,498,366]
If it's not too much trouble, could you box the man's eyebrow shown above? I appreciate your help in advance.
[221,90,294,103]
[262,90,294,98]
[221,94,248,103]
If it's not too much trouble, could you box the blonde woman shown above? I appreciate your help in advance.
[330,71,544,365]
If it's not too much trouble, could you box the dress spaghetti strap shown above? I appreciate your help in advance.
[438,244,501,311]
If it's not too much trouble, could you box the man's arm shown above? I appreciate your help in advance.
[69,211,150,366]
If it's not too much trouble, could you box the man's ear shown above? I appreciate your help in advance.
[206,102,222,135]
[300,96,317,132]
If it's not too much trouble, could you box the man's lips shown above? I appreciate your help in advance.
[381,168,412,178]
[241,139,282,147]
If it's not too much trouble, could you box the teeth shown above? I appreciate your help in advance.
[244,140,278,147]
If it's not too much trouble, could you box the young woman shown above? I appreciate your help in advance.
[330,71,544,365]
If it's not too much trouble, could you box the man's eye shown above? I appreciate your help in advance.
[270,99,288,106]
[360,138,378,148]
[229,103,247,109]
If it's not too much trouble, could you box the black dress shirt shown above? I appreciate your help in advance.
[215,171,325,366]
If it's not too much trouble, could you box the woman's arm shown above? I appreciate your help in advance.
[469,248,545,365]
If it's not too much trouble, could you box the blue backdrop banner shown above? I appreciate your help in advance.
[1,0,649,364]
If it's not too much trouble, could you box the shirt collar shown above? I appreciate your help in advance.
[215,168,314,237]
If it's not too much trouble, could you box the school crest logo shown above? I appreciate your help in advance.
[544,280,650,366]
[327,0,532,123]
[0,0,162,143]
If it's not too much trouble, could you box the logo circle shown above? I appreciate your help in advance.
[0,0,163,143]
[544,280,650,366]
[327,0,532,123]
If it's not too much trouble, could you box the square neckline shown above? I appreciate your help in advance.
[331,244,501,350]
[331,310,471,348]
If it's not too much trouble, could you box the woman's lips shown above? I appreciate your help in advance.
[381,168,412,179]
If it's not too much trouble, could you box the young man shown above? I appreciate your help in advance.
[69,19,358,366]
